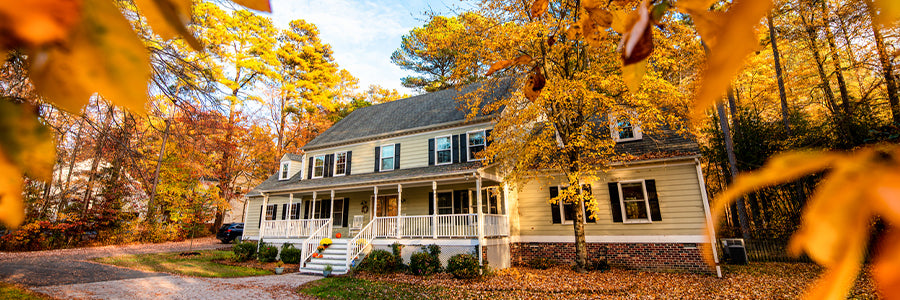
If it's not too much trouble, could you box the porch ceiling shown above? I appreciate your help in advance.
[256,161,500,196]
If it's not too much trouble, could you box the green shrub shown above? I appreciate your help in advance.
[232,241,257,262]
[358,249,397,274]
[257,242,278,262]
[409,244,441,276]
[391,242,406,271]
[527,257,555,270]
[280,244,302,264]
[447,253,480,279]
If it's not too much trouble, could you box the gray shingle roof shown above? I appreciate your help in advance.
[282,153,304,161]
[302,78,514,150]
[246,162,483,197]
[616,128,699,159]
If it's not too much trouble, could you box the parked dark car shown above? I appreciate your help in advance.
[216,223,243,244]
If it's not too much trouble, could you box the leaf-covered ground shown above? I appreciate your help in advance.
[300,262,883,299]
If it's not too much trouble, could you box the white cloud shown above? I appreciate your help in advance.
[268,0,463,94]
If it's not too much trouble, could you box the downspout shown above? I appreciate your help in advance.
[695,158,722,278]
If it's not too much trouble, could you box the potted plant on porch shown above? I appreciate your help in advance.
[274,260,285,275]
[323,264,333,277]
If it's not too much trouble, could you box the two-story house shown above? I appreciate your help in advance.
[243,79,718,275]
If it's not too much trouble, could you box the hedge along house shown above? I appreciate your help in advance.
[243,79,719,275]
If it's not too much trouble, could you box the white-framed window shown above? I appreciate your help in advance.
[554,185,590,224]
[265,204,276,220]
[617,180,651,223]
[313,155,325,178]
[436,191,453,214]
[289,203,301,220]
[609,113,642,142]
[479,187,502,215]
[380,144,395,171]
[334,152,347,176]
[279,162,290,180]
[435,135,452,165]
[467,130,486,161]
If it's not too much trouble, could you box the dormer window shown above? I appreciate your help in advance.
[467,130,485,161]
[279,162,290,180]
[313,155,325,178]
[380,144,395,171]
[435,136,452,165]
[610,113,642,142]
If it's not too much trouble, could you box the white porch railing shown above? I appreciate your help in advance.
[262,219,330,238]
[346,220,375,269]
[372,214,509,238]
[300,219,332,267]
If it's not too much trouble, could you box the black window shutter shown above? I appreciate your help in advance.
[346,151,352,175]
[646,180,662,221]
[282,204,287,220]
[459,134,468,162]
[428,192,434,214]
[258,205,263,227]
[272,205,277,221]
[320,199,332,219]
[486,129,492,147]
[453,190,469,214]
[428,138,435,166]
[394,144,401,170]
[608,182,623,223]
[307,157,313,179]
[374,146,381,173]
[550,186,561,224]
[342,198,350,227]
[452,135,460,163]
[325,154,334,177]
[583,184,596,223]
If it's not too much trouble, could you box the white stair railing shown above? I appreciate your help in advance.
[346,218,376,269]
[299,219,332,268]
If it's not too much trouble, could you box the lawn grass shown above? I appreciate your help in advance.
[0,282,51,300]
[299,277,457,299]
[93,250,271,277]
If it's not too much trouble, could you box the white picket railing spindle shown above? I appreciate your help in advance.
[261,219,330,238]
[299,219,332,268]
[346,219,376,269]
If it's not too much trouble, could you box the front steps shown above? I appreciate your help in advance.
[299,238,352,275]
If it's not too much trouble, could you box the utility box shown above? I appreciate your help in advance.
[721,238,748,265]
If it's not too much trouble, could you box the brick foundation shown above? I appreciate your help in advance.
[510,242,713,273]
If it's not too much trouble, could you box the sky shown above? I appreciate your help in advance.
[266,0,475,95]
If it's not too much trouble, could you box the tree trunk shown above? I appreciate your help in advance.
[822,2,853,118]
[717,101,751,240]
[864,0,900,124]
[146,119,171,224]
[81,106,113,216]
[799,12,851,146]
[568,153,587,273]
[767,13,792,135]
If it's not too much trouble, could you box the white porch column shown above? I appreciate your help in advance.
[330,190,335,223]
[373,186,379,219]
[311,191,317,219]
[257,193,269,253]
[397,184,403,238]
[432,181,437,239]
[288,193,294,237]
[476,176,484,267]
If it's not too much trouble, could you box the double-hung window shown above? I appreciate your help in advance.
[618,180,651,222]
[312,155,325,178]
[467,130,485,161]
[265,204,276,220]
[435,136,452,165]
[332,198,346,226]
[380,144,395,171]
[436,191,453,214]
[289,203,301,219]
[610,113,642,142]
[279,162,290,180]
[334,152,347,176]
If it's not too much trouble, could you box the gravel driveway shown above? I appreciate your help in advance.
[0,237,319,299]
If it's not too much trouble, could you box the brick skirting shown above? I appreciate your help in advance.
[510,242,713,273]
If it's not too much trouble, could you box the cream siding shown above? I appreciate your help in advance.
[303,123,493,176]
[514,163,707,237]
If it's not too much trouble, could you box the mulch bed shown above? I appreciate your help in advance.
[213,259,299,275]
[351,262,882,299]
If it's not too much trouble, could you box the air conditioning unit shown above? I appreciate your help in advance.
[721,238,747,265]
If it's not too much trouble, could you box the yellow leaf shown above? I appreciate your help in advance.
[0,153,24,228]
[30,0,150,114]
[872,171,900,225]
[874,0,900,24]
[531,0,550,19]
[622,58,647,92]
[0,101,56,181]
[585,7,613,28]
[134,0,201,50]
[675,0,717,11]
[873,229,900,299]
[618,0,653,65]
[485,55,531,76]
[231,0,271,12]
[524,67,545,102]
[0,0,81,48]
[610,10,630,34]
[686,0,772,122]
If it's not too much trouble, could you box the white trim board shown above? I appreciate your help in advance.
[372,238,479,246]
[512,235,709,243]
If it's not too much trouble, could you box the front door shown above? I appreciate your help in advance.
[372,195,398,218]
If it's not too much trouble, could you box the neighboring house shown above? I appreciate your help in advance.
[48,159,146,220]
[244,79,717,275]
